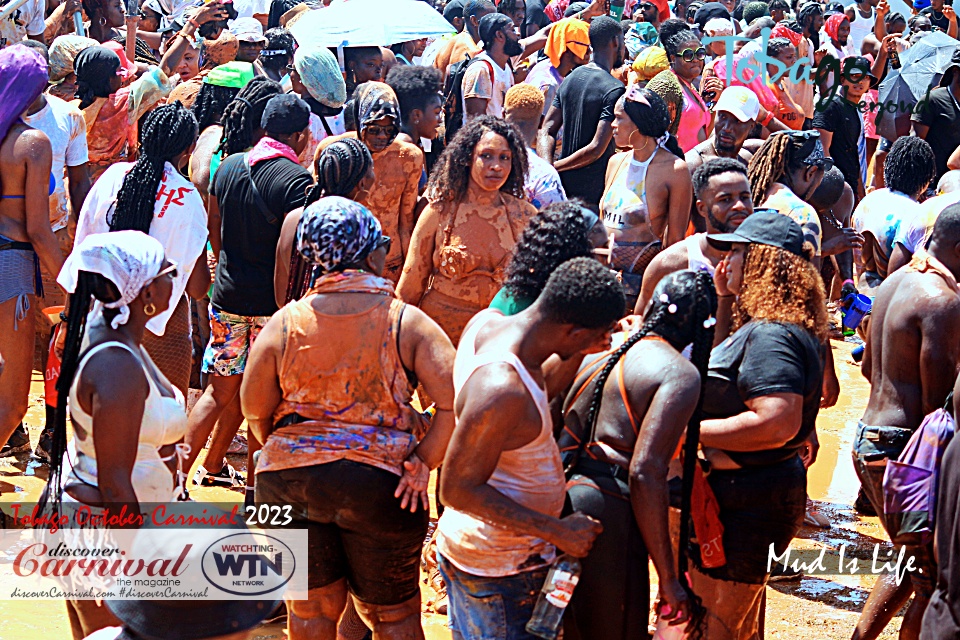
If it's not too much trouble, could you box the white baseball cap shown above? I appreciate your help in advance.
[231,17,266,43]
[714,86,761,123]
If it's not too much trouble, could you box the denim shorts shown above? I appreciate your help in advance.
[438,555,547,640]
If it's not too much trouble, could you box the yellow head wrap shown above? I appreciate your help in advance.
[544,17,590,69]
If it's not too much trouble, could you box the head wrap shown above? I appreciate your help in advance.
[625,22,660,59]
[545,17,590,69]
[0,45,48,146]
[646,69,683,135]
[201,32,239,70]
[564,1,590,17]
[648,0,670,22]
[294,45,347,108]
[296,196,383,273]
[771,22,803,46]
[704,17,735,35]
[632,46,669,82]
[353,81,400,142]
[204,61,255,88]
[48,35,98,83]
[825,13,847,41]
[58,231,166,329]
[102,40,137,79]
[545,0,571,22]
[74,46,122,108]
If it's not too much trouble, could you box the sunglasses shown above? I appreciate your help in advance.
[148,263,178,284]
[679,47,707,62]
[365,124,394,138]
[378,235,392,254]
[640,2,656,9]
[285,63,295,72]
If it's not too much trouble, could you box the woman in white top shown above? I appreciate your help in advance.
[41,231,187,640]
[75,103,210,395]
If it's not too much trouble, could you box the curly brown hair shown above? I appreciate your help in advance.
[733,243,829,342]
[425,115,527,203]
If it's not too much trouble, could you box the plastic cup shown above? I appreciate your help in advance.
[841,294,871,330]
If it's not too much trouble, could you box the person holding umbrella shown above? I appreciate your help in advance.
[913,48,960,181]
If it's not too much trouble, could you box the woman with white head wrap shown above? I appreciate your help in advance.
[42,230,189,639]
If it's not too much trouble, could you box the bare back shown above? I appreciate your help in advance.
[563,336,698,470]
[863,268,960,428]
[0,123,48,242]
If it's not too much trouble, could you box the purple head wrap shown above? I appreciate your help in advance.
[0,44,48,145]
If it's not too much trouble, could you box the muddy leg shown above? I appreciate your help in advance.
[355,593,424,640]
[288,581,349,640]
[851,573,913,640]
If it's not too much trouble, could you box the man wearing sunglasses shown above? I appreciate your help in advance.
[813,56,876,202]
[637,0,665,29]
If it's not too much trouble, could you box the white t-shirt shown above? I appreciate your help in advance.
[894,191,960,254]
[524,147,566,209]
[21,95,89,232]
[461,52,514,124]
[0,0,44,49]
[76,162,207,337]
[853,188,923,261]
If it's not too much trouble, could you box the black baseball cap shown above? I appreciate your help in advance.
[706,209,806,256]
[843,55,879,87]
[261,93,310,135]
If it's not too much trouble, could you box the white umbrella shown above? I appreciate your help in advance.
[290,0,456,48]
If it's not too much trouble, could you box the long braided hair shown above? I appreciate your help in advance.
[747,133,817,206]
[39,272,121,514]
[217,77,283,156]
[108,103,199,234]
[191,83,241,133]
[568,269,717,640]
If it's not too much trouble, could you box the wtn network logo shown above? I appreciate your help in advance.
[201,533,297,597]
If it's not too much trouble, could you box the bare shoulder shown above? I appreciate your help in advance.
[394,138,425,161]
[648,241,691,276]
[742,138,765,154]
[9,125,51,158]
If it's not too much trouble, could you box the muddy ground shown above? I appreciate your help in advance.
[0,339,910,639]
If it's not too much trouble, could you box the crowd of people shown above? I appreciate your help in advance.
[3,0,960,637]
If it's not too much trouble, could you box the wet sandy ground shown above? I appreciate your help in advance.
[0,339,907,639]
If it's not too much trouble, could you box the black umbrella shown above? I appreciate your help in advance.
[876,31,959,139]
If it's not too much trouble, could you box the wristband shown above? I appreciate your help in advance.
[759,111,774,127]
[187,17,200,29]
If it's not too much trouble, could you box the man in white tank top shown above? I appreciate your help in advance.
[634,158,754,314]
[845,0,878,53]
[436,258,624,640]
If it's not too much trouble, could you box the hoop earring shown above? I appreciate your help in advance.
[98,15,107,25]
[144,303,157,317]
[629,130,650,152]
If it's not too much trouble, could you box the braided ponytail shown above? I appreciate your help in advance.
[39,273,121,514]
[217,77,283,156]
[675,271,717,640]
[108,103,199,234]
[305,137,374,206]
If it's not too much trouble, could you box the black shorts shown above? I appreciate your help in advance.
[256,459,428,605]
[693,455,806,584]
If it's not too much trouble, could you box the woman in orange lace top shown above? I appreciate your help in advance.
[397,116,537,345]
